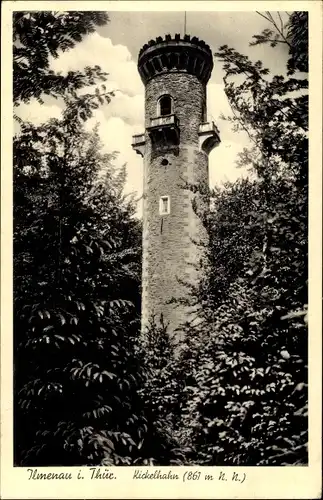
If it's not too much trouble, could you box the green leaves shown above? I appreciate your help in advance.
[13,11,147,466]
[14,8,309,468]
[13,11,110,105]
[159,12,309,467]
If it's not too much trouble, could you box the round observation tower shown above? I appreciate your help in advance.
[132,34,220,338]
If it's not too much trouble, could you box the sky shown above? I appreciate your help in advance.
[15,10,290,216]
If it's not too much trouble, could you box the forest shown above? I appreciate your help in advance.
[13,11,308,466]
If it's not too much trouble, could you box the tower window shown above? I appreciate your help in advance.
[159,196,170,215]
[158,95,172,116]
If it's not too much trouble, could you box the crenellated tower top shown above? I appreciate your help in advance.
[138,34,214,85]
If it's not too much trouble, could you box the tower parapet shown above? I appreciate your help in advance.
[138,34,214,85]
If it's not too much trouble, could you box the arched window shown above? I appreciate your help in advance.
[158,95,172,116]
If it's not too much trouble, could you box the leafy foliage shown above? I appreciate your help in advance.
[13,9,309,467]
[163,11,309,466]
[177,175,307,465]
[250,12,308,74]
[13,11,164,466]
[136,319,190,465]
[13,11,109,105]
[14,103,149,464]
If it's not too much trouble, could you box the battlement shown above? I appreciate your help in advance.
[138,33,214,85]
[139,34,212,58]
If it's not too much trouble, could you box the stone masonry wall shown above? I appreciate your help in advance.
[142,72,209,338]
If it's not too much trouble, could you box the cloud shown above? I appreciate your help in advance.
[15,99,62,126]
[75,84,144,128]
[85,112,144,211]
[206,82,251,187]
[207,82,232,119]
[49,32,144,98]
[207,82,250,146]
[14,30,250,214]
[209,140,248,188]
[101,92,144,127]
[47,31,146,206]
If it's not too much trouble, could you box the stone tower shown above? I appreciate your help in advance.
[132,34,220,338]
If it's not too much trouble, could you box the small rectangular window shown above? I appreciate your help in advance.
[159,196,170,215]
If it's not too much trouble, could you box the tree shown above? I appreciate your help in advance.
[13,10,167,466]
[13,11,109,105]
[136,319,189,465]
[173,11,308,466]
[14,97,148,464]
[251,11,308,74]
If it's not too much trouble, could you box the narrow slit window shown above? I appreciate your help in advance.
[159,196,170,215]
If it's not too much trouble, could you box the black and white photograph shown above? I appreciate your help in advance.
[1,1,321,498]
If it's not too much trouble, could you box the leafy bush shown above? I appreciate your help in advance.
[13,10,159,466]
[170,12,308,466]
[135,319,189,465]
[13,10,308,467]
